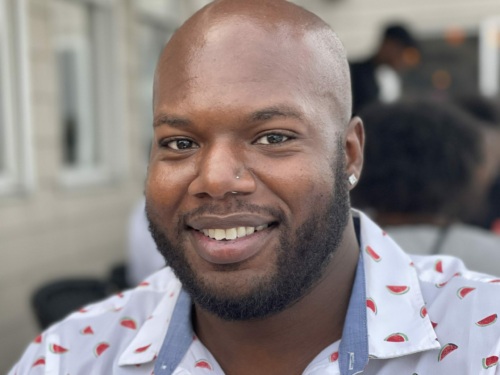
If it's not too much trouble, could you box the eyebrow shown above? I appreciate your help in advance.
[153,115,191,129]
[249,105,304,123]
[153,105,304,128]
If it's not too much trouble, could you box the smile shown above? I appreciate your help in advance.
[199,224,269,241]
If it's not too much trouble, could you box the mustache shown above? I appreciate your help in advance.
[180,200,286,225]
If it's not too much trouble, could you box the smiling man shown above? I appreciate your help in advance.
[9,1,500,375]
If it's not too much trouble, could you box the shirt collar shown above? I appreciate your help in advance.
[355,209,441,359]
[118,277,184,366]
[120,210,441,371]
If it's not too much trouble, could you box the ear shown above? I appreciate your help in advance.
[344,116,364,190]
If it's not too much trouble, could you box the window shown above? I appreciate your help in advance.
[0,0,33,195]
[134,0,178,168]
[52,0,125,187]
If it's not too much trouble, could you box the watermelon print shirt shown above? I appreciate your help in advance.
[9,210,500,374]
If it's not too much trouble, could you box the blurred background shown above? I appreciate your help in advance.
[1,0,499,371]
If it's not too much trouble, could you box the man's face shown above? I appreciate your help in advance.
[146,20,355,320]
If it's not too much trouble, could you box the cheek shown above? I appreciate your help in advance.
[145,161,194,218]
[256,157,335,216]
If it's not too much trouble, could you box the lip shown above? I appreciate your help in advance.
[187,213,275,230]
[189,227,275,265]
[186,213,279,265]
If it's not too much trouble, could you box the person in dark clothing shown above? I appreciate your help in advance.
[455,95,500,233]
[350,24,419,115]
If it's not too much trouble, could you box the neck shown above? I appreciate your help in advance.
[194,218,360,375]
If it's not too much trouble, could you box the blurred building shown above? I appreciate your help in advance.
[1,0,499,372]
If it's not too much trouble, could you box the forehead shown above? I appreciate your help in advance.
[154,19,341,123]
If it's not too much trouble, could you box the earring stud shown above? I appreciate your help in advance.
[348,174,358,186]
[235,175,240,179]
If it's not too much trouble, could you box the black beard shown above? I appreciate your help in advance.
[147,147,350,321]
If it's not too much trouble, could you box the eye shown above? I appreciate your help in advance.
[254,133,291,145]
[161,138,199,150]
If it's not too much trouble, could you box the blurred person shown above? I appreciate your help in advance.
[454,95,500,233]
[10,2,500,374]
[351,100,500,275]
[350,23,420,115]
[127,197,165,286]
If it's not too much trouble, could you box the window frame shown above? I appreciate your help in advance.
[55,0,127,188]
[0,0,34,196]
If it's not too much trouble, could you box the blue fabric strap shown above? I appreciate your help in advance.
[338,253,369,375]
[154,288,193,375]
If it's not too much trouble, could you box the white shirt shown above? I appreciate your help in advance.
[9,211,500,374]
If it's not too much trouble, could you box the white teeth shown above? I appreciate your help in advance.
[214,229,225,240]
[226,228,237,240]
[200,224,269,240]
[237,227,247,238]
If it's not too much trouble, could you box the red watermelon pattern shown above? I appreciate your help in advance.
[94,342,110,358]
[457,287,476,300]
[194,360,213,370]
[31,357,45,368]
[438,343,459,362]
[8,211,500,374]
[386,285,410,295]
[483,356,499,369]
[366,298,377,314]
[435,260,443,273]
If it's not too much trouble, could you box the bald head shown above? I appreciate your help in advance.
[154,0,352,126]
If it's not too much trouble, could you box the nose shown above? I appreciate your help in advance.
[188,141,257,199]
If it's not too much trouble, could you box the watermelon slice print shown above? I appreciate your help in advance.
[420,306,428,318]
[195,360,213,370]
[476,314,497,327]
[329,351,339,362]
[94,342,110,357]
[32,357,45,367]
[438,343,458,362]
[435,260,443,273]
[33,334,42,343]
[386,285,410,295]
[457,287,475,299]
[483,356,499,369]
[384,333,408,342]
[81,326,94,335]
[49,343,68,354]
[134,344,151,353]
[366,298,377,314]
[120,317,137,330]
[365,246,381,262]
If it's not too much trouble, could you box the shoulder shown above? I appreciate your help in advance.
[413,255,500,364]
[9,268,180,375]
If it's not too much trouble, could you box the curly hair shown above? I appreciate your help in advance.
[351,100,484,218]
